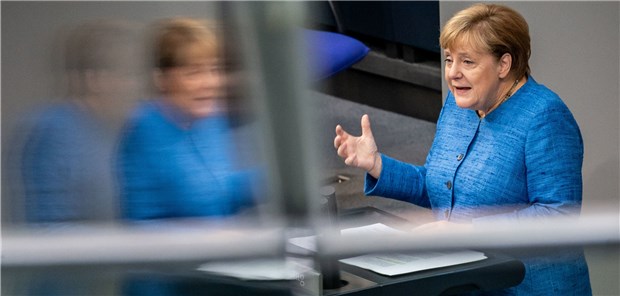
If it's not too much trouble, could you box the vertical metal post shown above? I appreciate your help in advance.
[223,2,321,226]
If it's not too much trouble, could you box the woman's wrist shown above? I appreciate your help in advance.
[368,152,382,179]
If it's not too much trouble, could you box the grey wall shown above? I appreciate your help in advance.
[1,2,221,223]
[1,1,220,124]
[440,2,619,295]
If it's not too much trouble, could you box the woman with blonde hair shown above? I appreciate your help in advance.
[334,3,591,295]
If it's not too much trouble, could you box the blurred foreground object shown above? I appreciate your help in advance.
[3,212,617,266]
[303,29,369,80]
[19,19,143,224]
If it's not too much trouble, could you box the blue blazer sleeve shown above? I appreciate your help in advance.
[522,101,584,216]
[364,154,431,208]
[362,94,454,210]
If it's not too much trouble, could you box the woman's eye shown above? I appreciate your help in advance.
[464,60,474,65]
[444,58,453,64]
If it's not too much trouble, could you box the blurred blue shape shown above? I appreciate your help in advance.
[304,29,369,80]
[118,101,257,220]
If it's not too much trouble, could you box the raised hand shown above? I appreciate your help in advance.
[334,114,382,178]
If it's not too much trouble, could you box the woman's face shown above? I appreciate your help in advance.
[444,45,507,111]
[159,57,223,119]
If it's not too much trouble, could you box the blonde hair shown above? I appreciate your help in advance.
[153,18,220,69]
[440,3,531,78]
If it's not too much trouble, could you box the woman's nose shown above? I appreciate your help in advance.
[447,63,462,80]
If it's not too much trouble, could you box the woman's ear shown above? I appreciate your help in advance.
[499,53,512,79]
[498,53,512,79]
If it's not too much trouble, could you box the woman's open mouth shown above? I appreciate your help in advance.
[454,86,471,95]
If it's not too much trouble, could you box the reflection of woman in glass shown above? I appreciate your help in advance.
[334,4,591,295]
[119,18,255,221]
[16,19,142,296]
[21,20,141,223]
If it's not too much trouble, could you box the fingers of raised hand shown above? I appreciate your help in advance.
[336,142,348,158]
[335,125,347,137]
[344,154,356,167]
[334,125,348,148]
[334,135,341,149]
[361,114,373,137]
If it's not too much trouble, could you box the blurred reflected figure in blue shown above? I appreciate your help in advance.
[15,19,143,296]
[119,17,263,296]
[119,18,256,221]
[21,20,142,224]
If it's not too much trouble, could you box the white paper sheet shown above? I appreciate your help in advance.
[197,257,313,281]
[289,223,487,277]
[339,250,487,276]
[288,223,405,253]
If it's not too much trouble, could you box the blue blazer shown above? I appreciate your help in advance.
[365,77,591,295]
